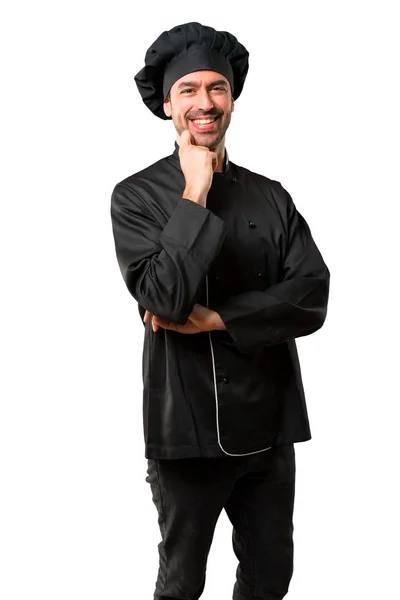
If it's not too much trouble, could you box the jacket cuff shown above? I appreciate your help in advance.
[214,302,263,355]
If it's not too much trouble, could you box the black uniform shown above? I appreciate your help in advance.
[110,142,330,460]
[112,21,330,599]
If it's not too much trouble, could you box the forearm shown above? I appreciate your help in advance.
[212,271,330,353]
[111,185,228,324]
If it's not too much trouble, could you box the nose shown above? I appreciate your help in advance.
[194,88,214,112]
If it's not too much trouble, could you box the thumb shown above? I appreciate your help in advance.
[179,129,193,148]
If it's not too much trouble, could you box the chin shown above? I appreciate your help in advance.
[193,134,219,149]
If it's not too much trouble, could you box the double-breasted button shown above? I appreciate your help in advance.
[257,271,263,277]
[222,377,229,384]
[215,274,219,281]
[232,177,238,184]
[249,220,256,228]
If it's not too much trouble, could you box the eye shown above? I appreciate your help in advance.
[181,88,194,94]
[213,86,226,91]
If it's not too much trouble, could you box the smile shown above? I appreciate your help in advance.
[192,117,217,124]
[189,116,220,131]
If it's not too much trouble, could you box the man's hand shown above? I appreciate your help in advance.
[178,130,218,207]
[143,304,226,334]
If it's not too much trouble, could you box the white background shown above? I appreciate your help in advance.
[1,1,399,598]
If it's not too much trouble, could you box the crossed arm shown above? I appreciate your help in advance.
[143,303,227,333]
[111,181,329,354]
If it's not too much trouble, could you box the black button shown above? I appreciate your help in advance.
[222,377,229,384]
[257,271,263,277]
[249,221,256,228]
[215,274,219,281]
[232,178,238,184]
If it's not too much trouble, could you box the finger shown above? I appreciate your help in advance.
[178,129,193,148]
[143,309,152,323]
[153,315,173,331]
[154,316,177,332]
[211,152,218,172]
[152,315,159,332]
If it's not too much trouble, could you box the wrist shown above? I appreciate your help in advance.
[182,185,207,206]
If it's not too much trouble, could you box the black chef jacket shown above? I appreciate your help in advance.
[110,141,330,459]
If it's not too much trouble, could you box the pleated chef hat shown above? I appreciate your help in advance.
[134,22,249,120]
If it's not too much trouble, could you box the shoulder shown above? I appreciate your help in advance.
[110,153,175,212]
[113,154,173,194]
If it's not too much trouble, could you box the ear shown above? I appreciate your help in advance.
[163,96,171,118]
[231,97,235,113]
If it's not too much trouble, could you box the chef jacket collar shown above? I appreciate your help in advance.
[171,140,230,174]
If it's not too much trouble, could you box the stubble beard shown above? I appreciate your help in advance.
[173,110,232,151]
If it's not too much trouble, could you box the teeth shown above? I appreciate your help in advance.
[192,118,216,124]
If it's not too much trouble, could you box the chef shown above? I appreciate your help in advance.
[110,21,330,600]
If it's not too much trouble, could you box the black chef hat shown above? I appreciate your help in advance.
[134,22,249,120]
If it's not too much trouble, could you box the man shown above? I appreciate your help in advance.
[110,22,330,600]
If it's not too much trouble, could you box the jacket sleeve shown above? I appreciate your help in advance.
[110,182,228,324]
[212,186,330,354]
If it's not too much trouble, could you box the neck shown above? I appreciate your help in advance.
[213,140,226,173]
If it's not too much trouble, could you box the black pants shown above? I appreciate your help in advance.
[145,443,296,600]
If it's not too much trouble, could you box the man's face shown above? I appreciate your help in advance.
[163,70,234,150]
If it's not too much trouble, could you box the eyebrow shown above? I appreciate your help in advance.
[177,79,229,89]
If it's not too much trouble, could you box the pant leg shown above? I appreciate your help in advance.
[146,456,245,600]
[224,444,296,600]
